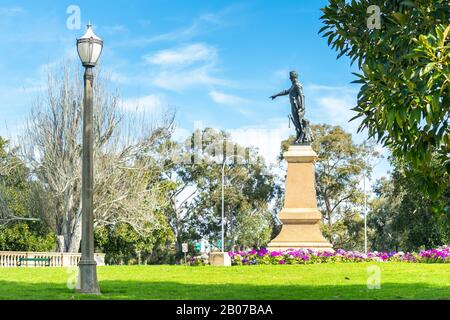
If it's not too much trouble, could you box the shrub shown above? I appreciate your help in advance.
[0,222,56,252]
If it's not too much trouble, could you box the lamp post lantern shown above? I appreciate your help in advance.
[76,23,103,294]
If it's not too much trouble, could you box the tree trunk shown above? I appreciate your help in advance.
[63,202,82,253]
[67,218,82,253]
[323,195,334,245]
[56,235,65,252]
[324,196,333,227]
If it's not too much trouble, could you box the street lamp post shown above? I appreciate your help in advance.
[76,24,103,294]
[362,171,367,254]
[349,163,368,254]
[221,163,225,253]
[221,155,246,253]
[355,158,381,254]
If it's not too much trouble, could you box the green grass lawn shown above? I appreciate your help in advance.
[0,263,448,300]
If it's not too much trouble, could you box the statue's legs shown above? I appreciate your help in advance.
[291,105,302,141]
[292,106,309,143]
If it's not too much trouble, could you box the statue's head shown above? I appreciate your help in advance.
[289,71,298,81]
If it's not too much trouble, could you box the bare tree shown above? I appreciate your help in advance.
[19,61,174,252]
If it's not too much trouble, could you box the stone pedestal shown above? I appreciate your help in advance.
[268,145,333,252]
[209,252,231,266]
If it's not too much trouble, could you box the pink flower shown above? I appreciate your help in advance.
[271,251,281,257]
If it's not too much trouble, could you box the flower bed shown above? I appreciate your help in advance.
[226,246,450,266]
[188,254,209,266]
[186,246,449,266]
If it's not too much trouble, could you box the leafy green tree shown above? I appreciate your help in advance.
[0,137,33,222]
[0,137,56,251]
[367,177,402,252]
[320,0,449,197]
[161,128,277,253]
[95,221,174,265]
[0,223,55,252]
[280,124,379,250]
[233,208,276,249]
[154,137,204,256]
[369,158,449,251]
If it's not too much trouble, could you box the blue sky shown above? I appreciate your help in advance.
[0,0,390,181]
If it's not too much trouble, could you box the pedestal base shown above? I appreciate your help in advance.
[209,252,231,266]
[77,260,101,294]
[267,210,333,252]
[267,145,333,253]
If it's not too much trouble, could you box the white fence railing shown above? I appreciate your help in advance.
[0,251,105,267]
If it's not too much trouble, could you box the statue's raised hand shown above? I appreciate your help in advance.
[270,95,277,100]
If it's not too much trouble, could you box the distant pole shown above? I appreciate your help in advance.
[353,154,381,254]
[182,243,188,265]
[221,155,246,254]
[363,172,367,254]
[221,164,225,253]
[353,163,369,254]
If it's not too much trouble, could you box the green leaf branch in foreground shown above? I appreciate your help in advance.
[319,0,449,196]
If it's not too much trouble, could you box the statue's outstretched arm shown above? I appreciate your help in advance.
[270,89,289,100]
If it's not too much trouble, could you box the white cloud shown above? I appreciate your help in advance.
[209,90,255,116]
[209,91,248,106]
[174,118,289,167]
[228,118,291,166]
[122,94,168,113]
[107,70,129,84]
[306,83,362,136]
[146,43,230,91]
[151,66,229,91]
[172,127,191,142]
[317,96,355,120]
[112,4,242,48]
[273,68,290,80]
[310,87,392,181]
[314,94,362,138]
[113,20,200,48]
[104,43,227,91]
[145,43,217,66]
[116,14,219,46]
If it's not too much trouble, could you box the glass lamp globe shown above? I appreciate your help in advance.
[77,24,103,67]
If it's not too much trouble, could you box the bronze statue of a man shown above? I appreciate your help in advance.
[270,71,313,144]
